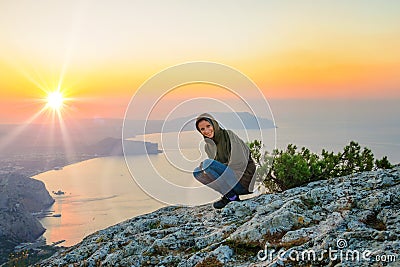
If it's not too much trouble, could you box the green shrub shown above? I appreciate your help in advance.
[248,140,392,192]
[375,156,393,169]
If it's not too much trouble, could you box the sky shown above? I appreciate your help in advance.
[0,0,399,123]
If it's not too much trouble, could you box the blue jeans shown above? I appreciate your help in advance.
[193,158,249,197]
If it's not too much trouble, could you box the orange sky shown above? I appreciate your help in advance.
[0,1,399,123]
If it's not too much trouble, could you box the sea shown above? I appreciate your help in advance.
[33,99,400,246]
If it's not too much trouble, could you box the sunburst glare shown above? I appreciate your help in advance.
[46,91,64,111]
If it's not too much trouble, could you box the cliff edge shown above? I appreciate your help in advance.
[40,166,399,267]
[0,173,54,262]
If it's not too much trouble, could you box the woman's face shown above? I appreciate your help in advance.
[198,120,214,138]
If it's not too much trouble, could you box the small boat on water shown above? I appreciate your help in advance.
[52,240,66,246]
[52,190,65,195]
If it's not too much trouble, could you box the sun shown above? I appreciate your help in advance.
[46,91,64,111]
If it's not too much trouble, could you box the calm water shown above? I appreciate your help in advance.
[34,157,164,246]
[34,130,269,246]
[34,100,400,246]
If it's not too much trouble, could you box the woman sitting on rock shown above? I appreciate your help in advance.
[193,113,256,209]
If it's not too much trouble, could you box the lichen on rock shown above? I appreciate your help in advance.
[39,166,400,267]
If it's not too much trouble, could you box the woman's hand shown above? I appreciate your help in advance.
[200,161,207,174]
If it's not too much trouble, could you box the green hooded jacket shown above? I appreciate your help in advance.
[195,113,256,193]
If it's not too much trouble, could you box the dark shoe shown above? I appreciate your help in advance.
[212,195,240,209]
[213,196,230,209]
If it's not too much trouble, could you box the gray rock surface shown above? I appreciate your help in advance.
[40,167,400,266]
[0,173,54,242]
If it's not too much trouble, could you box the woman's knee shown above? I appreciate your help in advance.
[202,158,215,169]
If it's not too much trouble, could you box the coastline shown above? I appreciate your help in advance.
[39,166,400,266]
[0,140,163,256]
[5,122,399,252]
[33,155,167,247]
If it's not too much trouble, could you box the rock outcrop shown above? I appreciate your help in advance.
[40,167,399,267]
[0,173,54,242]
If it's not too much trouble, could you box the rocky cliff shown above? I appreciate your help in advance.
[40,166,399,267]
[0,173,54,243]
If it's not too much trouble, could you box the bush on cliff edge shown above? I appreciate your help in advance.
[248,140,393,193]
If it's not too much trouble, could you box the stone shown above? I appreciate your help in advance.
[0,173,54,244]
[38,167,400,267]
[211,245,233,263]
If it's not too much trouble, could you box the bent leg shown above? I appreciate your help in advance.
[232,181,249,195]
[202,159,243,198]
[193,166,213,185]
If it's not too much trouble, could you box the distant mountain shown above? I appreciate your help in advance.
[123,112,275,136]
[163,112,275,133]
[0,121,159,156]
[0,121,163,177]
[87,137,160,156]
[0,112,272,156]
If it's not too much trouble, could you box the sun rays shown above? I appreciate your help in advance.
[0,72,80,163]
[46,91,64,111]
